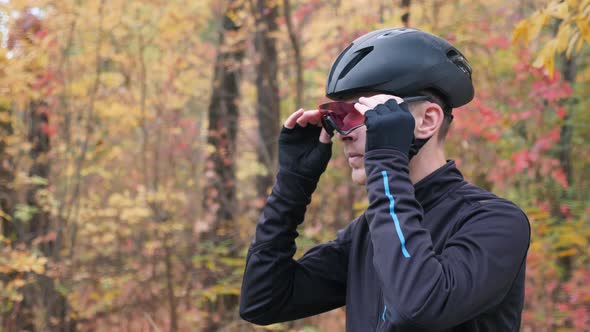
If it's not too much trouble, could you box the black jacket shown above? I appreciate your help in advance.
[240,149,530,331]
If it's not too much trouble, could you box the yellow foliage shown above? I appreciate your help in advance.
[514,0,590,75]
[0,248,47,274]
[556,248,578,257]
[100,72,126,88]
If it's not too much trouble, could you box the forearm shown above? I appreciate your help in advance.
[249,171,317,247]
[241,171,347,324]
[240,171,317,321]
[364,149,440,326]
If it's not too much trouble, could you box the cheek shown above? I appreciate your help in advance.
[357,126,367,145]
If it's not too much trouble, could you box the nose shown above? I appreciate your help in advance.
[336,130,357,142]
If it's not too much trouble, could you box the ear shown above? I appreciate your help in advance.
[415,103,444,139]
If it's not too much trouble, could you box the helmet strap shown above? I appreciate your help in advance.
[409,136,431,160]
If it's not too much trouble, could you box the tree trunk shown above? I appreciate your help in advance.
[558,55,575,186]
[201,1,246,330]
[26,101,51,250]
[26,101,75,332]
[401,0,411,26]
[554,54,576,282]
[202,4,245,229]
[254,0,280,199]
[0,104,16,240]
[4,9,75,330]
[283,0,304,108]
[0,103,19,331]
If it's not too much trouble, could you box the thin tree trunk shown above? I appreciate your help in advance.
[401,0,411,27]
[558,55,575,186]
[283,0,304,108]
[254,0,280,199]
[0,104,16,240]
[0,103,19,331]
[22,100,74,332]
[164,242,178,332]
[26,101,51,250]
[554,54,576,282]
[67,0,106,259]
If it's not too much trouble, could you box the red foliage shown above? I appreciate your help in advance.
[551,168,569,189]
[485,35,510,49]
[40,123,57,137]
[461,48,573,189]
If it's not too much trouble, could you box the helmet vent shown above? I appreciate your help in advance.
[328,43,353,84]
[447,49,472,78]
[378,28,411,39]
[338,46,374,80]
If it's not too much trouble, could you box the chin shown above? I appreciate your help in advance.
[351,168,367,185]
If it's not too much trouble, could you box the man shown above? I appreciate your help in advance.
[239,28,530,331]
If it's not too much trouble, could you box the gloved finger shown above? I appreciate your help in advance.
[284,109,305,129]
[384,99,410,113]
[364,109,377,118]
[319,127,332,144]
[354,102,371,115]
[316,140,333,156]
[296,110,323,127]
[373,104,392,115]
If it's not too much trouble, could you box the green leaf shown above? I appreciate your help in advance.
[14,204,39,223]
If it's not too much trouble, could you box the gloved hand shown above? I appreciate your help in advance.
[364,99,416,157]
[279,110,333,179]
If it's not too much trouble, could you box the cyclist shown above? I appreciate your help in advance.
[240,28,530,331]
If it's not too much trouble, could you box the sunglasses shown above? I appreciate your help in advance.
[318,96,432,136]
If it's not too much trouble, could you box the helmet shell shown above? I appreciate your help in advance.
[326,28,474,108]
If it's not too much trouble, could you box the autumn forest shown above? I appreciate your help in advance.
[0,0,589,331]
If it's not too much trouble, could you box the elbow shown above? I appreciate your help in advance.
[390,301,452,331]
[239,308,275,326]
[239,296,277,326]
[390,310,441,331]
[387,294,446,330]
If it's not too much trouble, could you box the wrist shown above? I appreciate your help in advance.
[365,139,411,156]
[364,148,410,174]
[365,148,409,161]
[273,170,320,204]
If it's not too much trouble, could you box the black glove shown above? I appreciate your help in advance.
[278,124,332,179]
[364,99,430,159]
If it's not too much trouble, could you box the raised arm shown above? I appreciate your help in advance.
[359,96,530,329]
[240,110,349,325]
[364,149,529,330]
[239,171,352,324]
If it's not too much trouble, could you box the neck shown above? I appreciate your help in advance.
[408,140,446,184]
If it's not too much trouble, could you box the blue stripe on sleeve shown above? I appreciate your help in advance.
[382,305,387,321]
[381,170,411,258]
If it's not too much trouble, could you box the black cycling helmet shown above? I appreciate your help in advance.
[325,28,474,108]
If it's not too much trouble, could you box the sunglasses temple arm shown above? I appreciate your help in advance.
[321,116,336,137]
[402,96,432,103]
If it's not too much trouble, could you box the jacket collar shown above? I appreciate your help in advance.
[414,160,465,211]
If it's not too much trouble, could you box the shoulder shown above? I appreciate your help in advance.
[452,182,530,239]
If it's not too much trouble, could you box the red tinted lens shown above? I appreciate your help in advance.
[318,102,364,131]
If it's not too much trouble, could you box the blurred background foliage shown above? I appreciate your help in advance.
[0,0,588,331]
